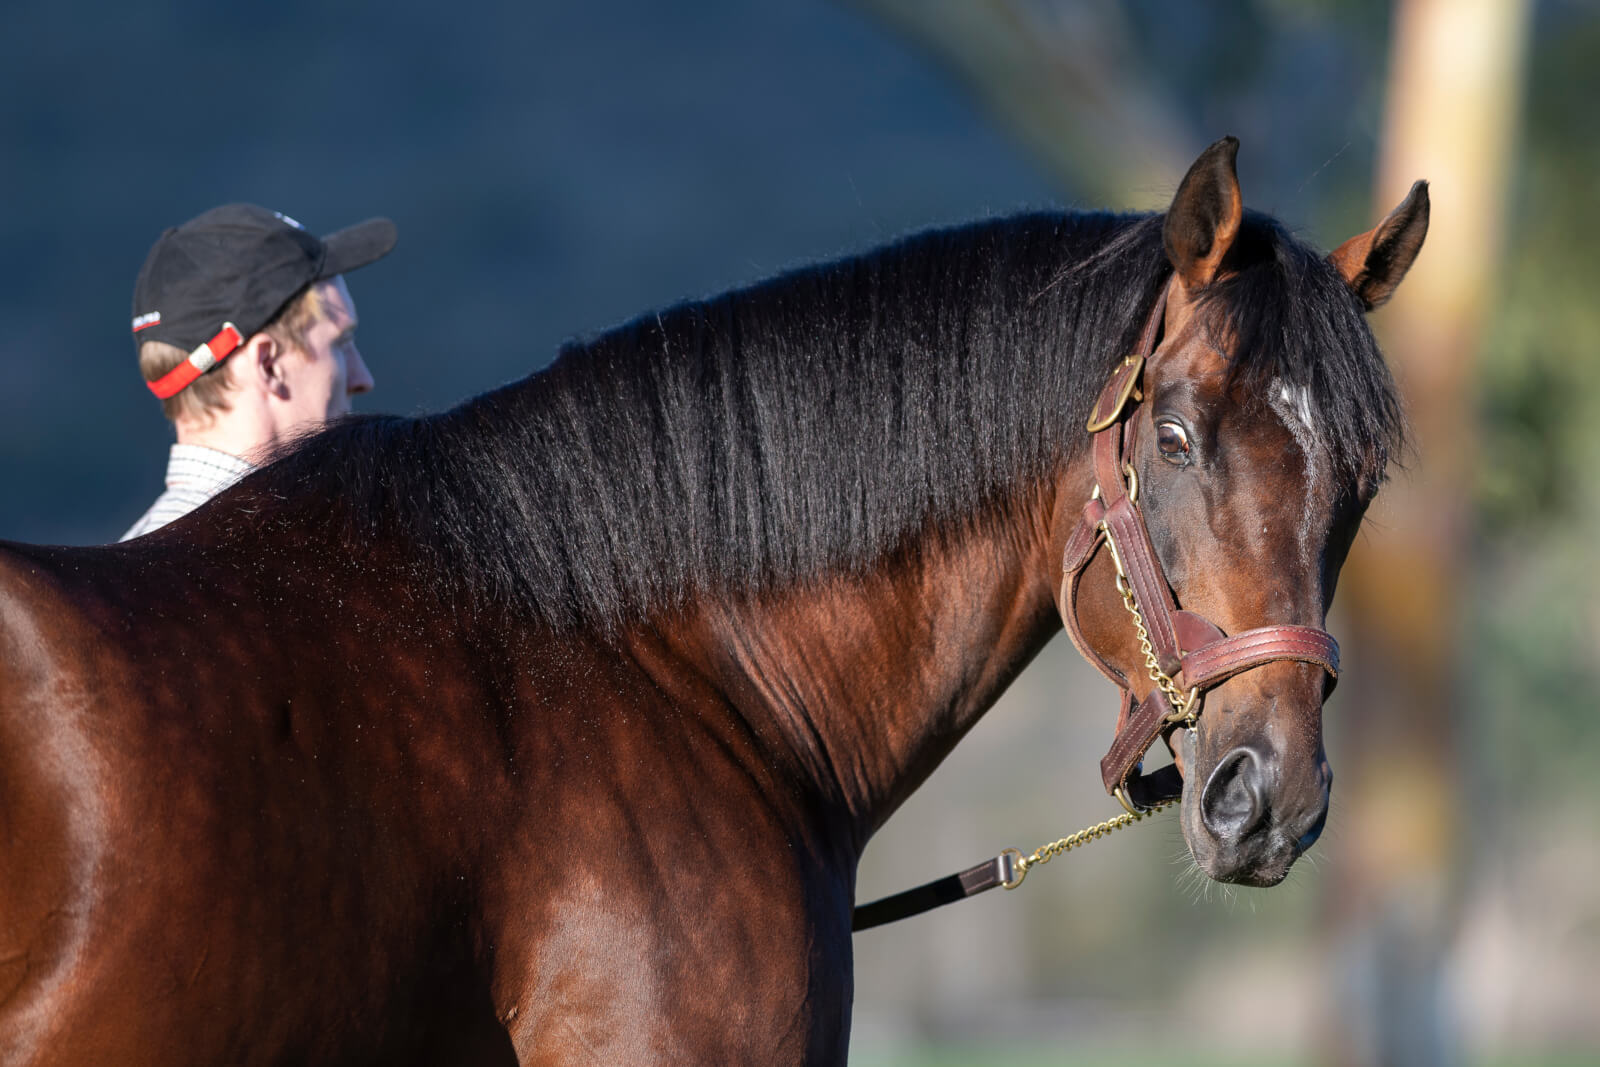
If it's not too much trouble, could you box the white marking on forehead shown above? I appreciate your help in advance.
[1278,381,1315,430]
[1269,378,1326,575]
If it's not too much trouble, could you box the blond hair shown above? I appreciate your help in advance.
[139,283,328,423]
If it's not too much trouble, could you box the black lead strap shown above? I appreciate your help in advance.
[852,850,1021,932]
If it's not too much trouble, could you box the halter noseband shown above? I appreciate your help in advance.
[1058,283,1341,813]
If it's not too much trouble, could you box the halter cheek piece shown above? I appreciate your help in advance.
[1057,285,1340,812]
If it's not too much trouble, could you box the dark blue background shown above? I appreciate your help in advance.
[2,1,1396,546]
[2,1,1067,543]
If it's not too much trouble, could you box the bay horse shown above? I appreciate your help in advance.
[0,139,1426,1065]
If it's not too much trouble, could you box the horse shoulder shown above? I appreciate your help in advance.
[0,543,162,1061]
[483,633,853,1064]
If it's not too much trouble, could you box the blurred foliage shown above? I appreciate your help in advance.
[1472,1,1600,796]
[1479,4,1600,532]
[857,1052,1600,1067]
[855,1051,1317,1067]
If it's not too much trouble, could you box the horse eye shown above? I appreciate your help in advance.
[1156,421,1191,462]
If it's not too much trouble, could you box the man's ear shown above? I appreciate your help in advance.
[244,332,290,398]
[1329,180,1430,311]
[1164,136,1244,291]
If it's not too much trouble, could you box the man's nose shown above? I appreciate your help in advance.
[347,345,375,394]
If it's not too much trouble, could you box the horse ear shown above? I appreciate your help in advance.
[1163,136,1244,290]
[1329,180,1430,311]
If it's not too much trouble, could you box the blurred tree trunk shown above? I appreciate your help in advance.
[847,0,1192,203]
[1327,1,1531,1064]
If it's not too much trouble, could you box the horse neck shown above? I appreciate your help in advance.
[650,477,1076,856]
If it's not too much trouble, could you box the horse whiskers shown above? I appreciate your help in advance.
[1171,853,1213,906]
[1170,849,1270,913]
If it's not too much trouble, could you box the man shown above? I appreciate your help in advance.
[120,203,397,540]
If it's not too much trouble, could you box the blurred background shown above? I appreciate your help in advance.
[2,1,1594,1063]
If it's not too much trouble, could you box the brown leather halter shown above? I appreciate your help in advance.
[854,283,1341,932]
[1057,283,1340,813]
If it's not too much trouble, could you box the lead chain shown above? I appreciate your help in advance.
[1009,797,1177,884]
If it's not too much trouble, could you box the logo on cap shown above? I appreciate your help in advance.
[273,211,305,230]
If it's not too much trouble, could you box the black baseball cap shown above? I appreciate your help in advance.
[131,203,396,395]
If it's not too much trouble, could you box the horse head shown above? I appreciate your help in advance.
[1057,138,1429,887]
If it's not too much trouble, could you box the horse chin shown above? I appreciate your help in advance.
[1181,817,1301,888]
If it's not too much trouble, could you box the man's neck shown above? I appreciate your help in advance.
[173,405,280,466]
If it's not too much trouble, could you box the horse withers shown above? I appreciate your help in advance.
[0,139,1426,1064]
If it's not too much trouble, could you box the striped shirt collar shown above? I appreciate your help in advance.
[163,443,255,493]
[119,444,256,541]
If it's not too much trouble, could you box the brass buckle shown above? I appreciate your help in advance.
[1089,461,1140,506]
[998,847,1027,889]
[1114,785,1147,816]
[1160,687,1201,727]
[1085,354,1146,433]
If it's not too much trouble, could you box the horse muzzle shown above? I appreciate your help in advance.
[1179,720,1333,887]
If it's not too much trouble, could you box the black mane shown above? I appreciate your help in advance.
[250,210,1400,630]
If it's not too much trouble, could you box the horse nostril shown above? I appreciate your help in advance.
[1201,747,1267,839]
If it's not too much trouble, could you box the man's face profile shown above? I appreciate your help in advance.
[279,275,374,433]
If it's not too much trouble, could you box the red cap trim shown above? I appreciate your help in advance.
[146,323,244,399]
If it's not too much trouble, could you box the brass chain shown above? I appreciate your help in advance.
[1008,797,1176,885]
[1098,516,1199,729]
